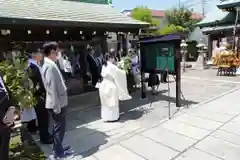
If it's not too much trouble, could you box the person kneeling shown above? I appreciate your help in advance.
[148,69,160,95]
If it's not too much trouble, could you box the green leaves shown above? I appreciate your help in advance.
[165,7,200,32]
[0,57,36,109]
[132,6,200,36]
[160,24,186,35]
[132,6,160,26]
[118,56,132,74]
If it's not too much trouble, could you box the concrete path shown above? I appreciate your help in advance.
[182,68,240,83]
[35,74,240,160]
[80,88,240,160]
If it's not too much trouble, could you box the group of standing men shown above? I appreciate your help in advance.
[0,42,74,160]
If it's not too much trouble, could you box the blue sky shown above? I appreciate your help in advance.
[112,0,220,14]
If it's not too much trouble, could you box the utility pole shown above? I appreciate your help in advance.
[201,0,205,17]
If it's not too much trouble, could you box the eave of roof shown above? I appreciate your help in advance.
[0,0,149,28]
[196,6,232,27]
[139,33,185,43]
[201,24,240,34]
[217,0,240,9]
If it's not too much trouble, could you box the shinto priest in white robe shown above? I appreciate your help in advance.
[96,61,131,121]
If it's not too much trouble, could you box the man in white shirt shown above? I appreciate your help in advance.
[131,52,140,87]
[41,42,73,159]
[25,51,52,144]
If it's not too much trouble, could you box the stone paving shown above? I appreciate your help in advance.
[35,69,240,160]
[182,68,240,83]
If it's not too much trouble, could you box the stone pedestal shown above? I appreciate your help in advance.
[181,62,186,72]
[195,53,206,70]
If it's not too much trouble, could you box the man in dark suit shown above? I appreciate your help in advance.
[0,73,14,160]
[87,48,100,86]
[161,70,167,83]
[27,51,52,144]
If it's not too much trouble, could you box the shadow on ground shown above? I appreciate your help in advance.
[32,126,109,159]
[67,89,198,126]
[34,87,198,159]
[64,127,109,158]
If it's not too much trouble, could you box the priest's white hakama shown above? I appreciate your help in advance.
[96,61,131,122]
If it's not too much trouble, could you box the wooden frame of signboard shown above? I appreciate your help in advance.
[139,33,184,107]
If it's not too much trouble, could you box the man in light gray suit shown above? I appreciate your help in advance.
[41,42,73,159]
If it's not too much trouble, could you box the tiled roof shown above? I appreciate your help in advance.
[151,10,165,17]
[197,6,231,27]
[151,10,202,19]
[217,0,240,9]
[0,0,148,27]
[122,9,203,20]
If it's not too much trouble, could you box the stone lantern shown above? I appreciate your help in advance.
[195,42,207,69]
[180,39,188,72]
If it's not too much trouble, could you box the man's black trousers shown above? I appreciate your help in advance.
[0,127,10,160]
[35,99,51,142]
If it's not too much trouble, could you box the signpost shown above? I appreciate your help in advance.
[141,42,176,73]
[139,34,182,109]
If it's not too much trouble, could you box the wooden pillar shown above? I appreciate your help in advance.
[117,33,121,52]
[80,46,88,85]
[100,35,108,54]
[122,33,127,56]
[208,34,213,60]
[217,38,221,47]
[175,47,181,107]
[237,36,240,57]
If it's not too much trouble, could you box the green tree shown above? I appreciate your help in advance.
[160,24,185,35]
[131,6,159,26]
[165,7,200,31]
[0,53,36,109]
